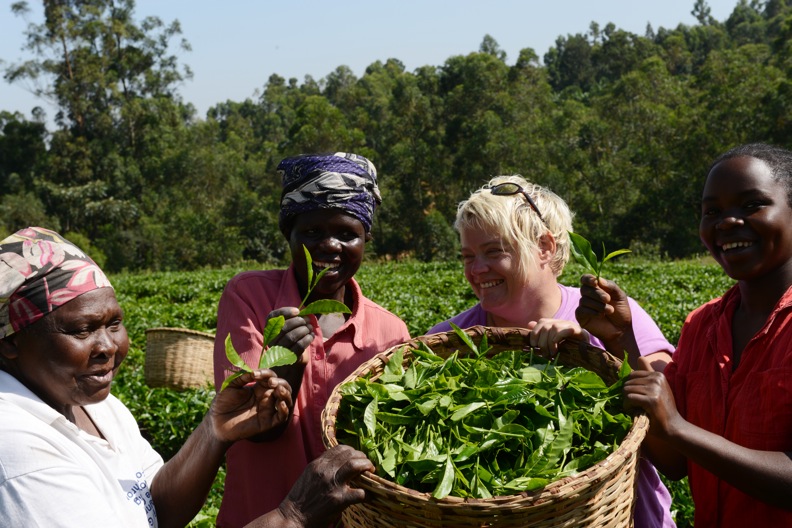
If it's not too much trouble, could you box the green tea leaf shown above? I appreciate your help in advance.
[303,245,314,299]
[262,315,285,346]
[433,454,455,499]
[450,323,478,355]
[568,231,599,274]
[602,248,632,264]
[258,345,298,370]
[224,333,251,371]
[219,370,247,392]
[299,299,351,316]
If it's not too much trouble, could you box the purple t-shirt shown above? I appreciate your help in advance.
[427,284,676,528]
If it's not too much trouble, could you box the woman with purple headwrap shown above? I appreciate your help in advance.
[0,227,375,528]
[213,152,410,527]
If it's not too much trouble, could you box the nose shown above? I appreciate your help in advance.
[468,255,489,274]
[715,213,744,230]
[318,236,342,252]
[92,328,118,358]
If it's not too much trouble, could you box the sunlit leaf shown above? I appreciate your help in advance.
[224,333,250,371]
[258,345,298,370]
[299,299,351,316]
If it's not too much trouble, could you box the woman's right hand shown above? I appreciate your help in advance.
[624,370,684,439]
[279,445,374,528]
[575,274,633,351]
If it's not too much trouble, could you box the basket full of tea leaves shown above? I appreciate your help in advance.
[321,325,648,528]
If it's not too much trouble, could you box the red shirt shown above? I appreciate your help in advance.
[664,284,792,527]
[213,266,410,528]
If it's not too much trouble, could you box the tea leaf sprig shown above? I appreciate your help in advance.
[220,245,352,391]
[568,232,631,279]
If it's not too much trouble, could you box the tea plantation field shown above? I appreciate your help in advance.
[110,258,734,527]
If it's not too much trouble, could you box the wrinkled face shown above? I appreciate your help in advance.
[699,156,792,282]
[460,225,528,318]
[2,288,128,414]
[288,209,369,303]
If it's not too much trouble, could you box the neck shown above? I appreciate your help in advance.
[488,280,562,328]
[737,263,792,316]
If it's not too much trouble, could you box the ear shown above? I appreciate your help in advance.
[0,335,20,361]
[537,232,557,264]
[365,232,373,243]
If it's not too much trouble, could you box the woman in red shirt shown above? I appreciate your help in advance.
[577,143,792,527]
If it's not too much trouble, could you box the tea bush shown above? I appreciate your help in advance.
[110,258,733,526]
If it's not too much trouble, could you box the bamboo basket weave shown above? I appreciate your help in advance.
[144,327,216,391]
[321,325,648,528]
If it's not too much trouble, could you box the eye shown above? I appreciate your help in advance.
[460,253,474,263]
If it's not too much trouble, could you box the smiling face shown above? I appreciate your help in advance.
[460,224,528,319]
[0,287,128,415]
[288,208,369,304]
[700,156,792,283]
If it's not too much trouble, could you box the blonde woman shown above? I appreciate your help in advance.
[428,175,675,528]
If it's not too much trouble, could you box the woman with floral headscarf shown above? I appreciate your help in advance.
[213,152,411,527]
[0,227,374,528]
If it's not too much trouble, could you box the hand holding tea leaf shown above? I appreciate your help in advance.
[568,231,631,279]
[220,245,352,392]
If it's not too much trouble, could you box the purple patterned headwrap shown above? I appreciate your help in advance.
[0,227,112,339]
[278,152,382,234]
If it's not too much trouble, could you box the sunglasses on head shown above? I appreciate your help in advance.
[490,182,545,224]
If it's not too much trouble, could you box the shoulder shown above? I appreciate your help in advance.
[224,269,286,291]
[427,304,483,335]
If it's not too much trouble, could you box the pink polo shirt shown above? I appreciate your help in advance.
[213,265,410,528]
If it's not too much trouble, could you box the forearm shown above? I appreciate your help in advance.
[666,418,792,509]
[242,502,305,528]
[151,414,231,528]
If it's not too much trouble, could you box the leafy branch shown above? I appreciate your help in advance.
[568,231,631,279]
[220,245,352,391]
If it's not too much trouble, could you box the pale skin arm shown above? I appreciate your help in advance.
[626,370,792,508]
[150,369,292,528]
[244,445,375,528]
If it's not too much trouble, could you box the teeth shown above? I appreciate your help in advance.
[314,261,338,270]
[480,280,502,289]
[722,241,752,251]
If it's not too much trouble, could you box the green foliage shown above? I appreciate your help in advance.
[7,2,792,269]
[336,336,633,499]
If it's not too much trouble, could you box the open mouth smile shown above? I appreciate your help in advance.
[721,241,753,252]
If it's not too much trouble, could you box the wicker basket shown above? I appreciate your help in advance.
[144,327,216,391]
[321,325,648,528]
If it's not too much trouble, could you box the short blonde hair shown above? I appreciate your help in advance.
[454,175,574,280]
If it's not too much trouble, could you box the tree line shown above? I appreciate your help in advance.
[2,0,791,271]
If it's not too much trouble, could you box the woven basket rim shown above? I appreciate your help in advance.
[322,325,648,508]
[145,327,215,338]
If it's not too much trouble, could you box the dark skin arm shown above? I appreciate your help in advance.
[626,370,792,508]
[150,369,292,528]
[243,445,374,528]
[250,307,314,441]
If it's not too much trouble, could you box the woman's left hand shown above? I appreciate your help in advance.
[526,318,589,357]
[210,369,292,443]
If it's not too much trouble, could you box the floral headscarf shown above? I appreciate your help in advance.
[0,227,112,339]
[277,152,382,234]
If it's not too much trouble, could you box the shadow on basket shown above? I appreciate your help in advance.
[144,327,216,391]
[321,325,648,528]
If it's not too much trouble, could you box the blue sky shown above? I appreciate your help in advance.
[1,0,739,124]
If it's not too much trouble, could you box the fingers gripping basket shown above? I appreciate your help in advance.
[144,327,216,390]
[321,325,648,528]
